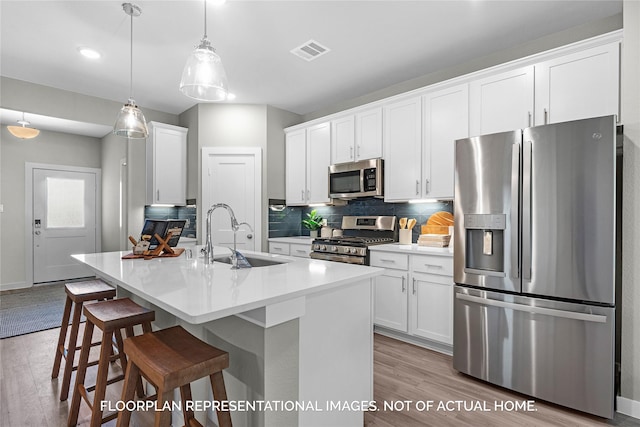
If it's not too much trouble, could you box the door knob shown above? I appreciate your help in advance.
[247,234,253,239]
[34,230,41,235]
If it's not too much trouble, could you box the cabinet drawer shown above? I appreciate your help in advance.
[411,254,453,276]
[269,242,290,256]
[370,251,409,270]
[290,243,311,258]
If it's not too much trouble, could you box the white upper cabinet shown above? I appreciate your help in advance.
[285,129,307,205]
[469,66,534,136]
[285,122,331,206]
[383,96,423,202]
[146,121,188,206]
[331,116,355,164]
[423,83,469,200]
[535,42,620,125]
[331,108,383,164]
[306,122,331,204]
[355,107,383,161]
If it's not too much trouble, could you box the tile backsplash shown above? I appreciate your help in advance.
[269,198,453,241]
[144,206,197,238]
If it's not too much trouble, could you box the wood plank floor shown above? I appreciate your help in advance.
[1,327,638,426]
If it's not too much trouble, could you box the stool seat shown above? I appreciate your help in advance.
[68,298,155,427]
[117,326,232,427]
[52,279,116,401]
[65,280,116,302]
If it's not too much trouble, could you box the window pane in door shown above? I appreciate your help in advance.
[46,177,85,228]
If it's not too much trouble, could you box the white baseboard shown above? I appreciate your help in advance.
[617,396,640,420]
[0,281,30,292]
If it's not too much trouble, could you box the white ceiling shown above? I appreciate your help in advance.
[0,0,622,133]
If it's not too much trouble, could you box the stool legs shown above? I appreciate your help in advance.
[58,299,84,401]
[68,319,94,427]
[211,372,232,427]
[52,294,73,379]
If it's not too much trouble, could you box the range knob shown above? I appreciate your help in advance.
[321,245,327,251]
[350,248,358,254]
[331,246,338,252]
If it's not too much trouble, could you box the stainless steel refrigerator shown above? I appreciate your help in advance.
[453,115,620,419]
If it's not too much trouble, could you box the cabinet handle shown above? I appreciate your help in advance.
[401,276,406,293]
[357,145,361,158]
[379,258,396,264]
[301,189,304,201]
[350,146,354,159]
[416,180,420,195]
[412,278,417,295]
[424,264,443,270]
[306,189,310,200]
[544,108,548,125]
[157,189,160,201]
[425,179,430,194]
[528,111,532,127]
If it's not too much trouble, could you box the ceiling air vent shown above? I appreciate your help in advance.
[290,40,330,62]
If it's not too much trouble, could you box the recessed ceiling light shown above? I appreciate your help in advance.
[226,93,236,101]
[210,0,227,5]
[78,47,101,59]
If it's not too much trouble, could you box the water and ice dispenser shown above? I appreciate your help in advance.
[464,214,506,274]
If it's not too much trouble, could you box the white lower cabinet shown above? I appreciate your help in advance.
[371,250,453,349]
[268,239,312,258]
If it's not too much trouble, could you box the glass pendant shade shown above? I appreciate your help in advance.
[7,113,40,139]
[113,99,148,139]
[180,37,229,101]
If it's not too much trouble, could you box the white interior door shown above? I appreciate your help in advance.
[201,148,262,253]
[31,167,99,283]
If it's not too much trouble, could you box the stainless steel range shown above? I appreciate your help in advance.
[310,216,397,265]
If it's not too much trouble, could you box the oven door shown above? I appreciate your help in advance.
[329,168,363,198]
[310,251,366,265]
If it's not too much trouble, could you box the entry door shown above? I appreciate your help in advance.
[201,148,262,252]
[32,168,98,283]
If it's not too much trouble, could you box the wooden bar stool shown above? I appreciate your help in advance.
[67,298,155,427]
[116,325,232,427]
[52,279,117,401]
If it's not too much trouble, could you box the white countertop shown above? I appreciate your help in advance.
[72,247,382,325]
[370,243,454,257]
[268,236,314,244]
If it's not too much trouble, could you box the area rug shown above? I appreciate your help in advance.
[0,282,68,339]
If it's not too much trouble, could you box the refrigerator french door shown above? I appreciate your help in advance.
[453,115,617,418]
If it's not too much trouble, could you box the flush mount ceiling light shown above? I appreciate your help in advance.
[113,2,148,139]
[7,112,40,139]
[179,0,229,102]
[78,47,101,59]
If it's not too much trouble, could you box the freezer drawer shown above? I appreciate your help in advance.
[453,286,615,418]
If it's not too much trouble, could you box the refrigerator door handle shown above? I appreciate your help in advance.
[511,143,520,279]
[455,293,607,323]
[522,140,532,281]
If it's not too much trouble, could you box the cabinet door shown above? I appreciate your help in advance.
[355,107,383,160]
[535,43,619,125]
[331,116,355,164]
[410,271,453,344]
[285,130,307,205]
[423,83,469,200]
[290,243,311,258]
[306,122,331,204]
[147,122,187,205]
[373,269,409,332]
[383,97,422,202]
[269,242,290,256]
[469,66,534,136]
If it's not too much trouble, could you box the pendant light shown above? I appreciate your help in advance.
[179,0,229,101]
[7,112,40,139]
[113,3,148,139]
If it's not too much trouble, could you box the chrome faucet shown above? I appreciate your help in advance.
[202,203,253,268]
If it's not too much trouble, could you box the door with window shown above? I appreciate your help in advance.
[32,167,99,283]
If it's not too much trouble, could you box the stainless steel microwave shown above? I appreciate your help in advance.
[329,158,384,199]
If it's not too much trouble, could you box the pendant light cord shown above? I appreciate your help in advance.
[203,0,208,39]
[129,10,134,99]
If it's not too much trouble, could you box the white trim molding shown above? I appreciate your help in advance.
[617,396,640,420]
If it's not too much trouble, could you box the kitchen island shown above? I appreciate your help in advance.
[72,247,383,427]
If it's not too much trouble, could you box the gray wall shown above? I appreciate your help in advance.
[621,0,640,406]
[0,127,101,287]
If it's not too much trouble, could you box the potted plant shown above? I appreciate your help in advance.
[302,209,323,238]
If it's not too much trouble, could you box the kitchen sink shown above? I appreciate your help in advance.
[213,255,285,267]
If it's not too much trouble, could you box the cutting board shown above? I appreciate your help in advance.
[426,211,454,226]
